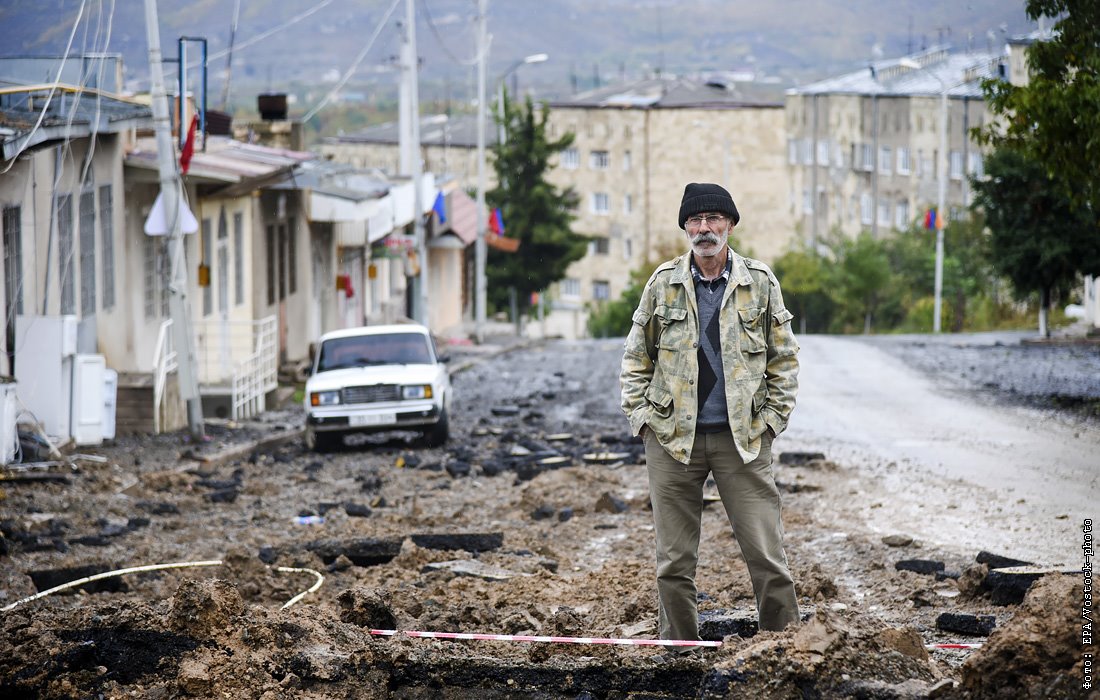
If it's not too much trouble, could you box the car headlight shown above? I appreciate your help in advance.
[402,384,433,400]
[310,390,341,407]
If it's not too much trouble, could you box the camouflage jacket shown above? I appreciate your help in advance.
[619,248,799,464]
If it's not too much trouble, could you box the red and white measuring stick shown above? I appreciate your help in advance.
[369,629,722,648]
[925,643,983,650]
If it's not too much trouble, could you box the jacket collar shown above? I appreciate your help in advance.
[671,247,753,288]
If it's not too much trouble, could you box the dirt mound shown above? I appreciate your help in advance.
[958,574,1094,699]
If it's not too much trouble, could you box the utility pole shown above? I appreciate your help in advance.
[474,0,488,343]
[400,0,428,326]
[142,0,205,439]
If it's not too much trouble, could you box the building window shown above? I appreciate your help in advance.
[561,148,579,170]
[895,199,910,229]
[591,192,609,214]
[968,152,984,178]
[202,217,213,316]
[589,150,610,169]
[950,151,964,180]
[801,138,813,165]
[57,194,75,314]
[788,139,798,165]
[896,147,911,175]
[266,224,276,306]
[878,146,892,174]
[590,236,610,255]
[860,193,873,225]
[2,206,23,317]
[877,199,891,226]
[277,223,288,301]
[79,191,97,316]
[816,140,829,165]
[233,212,244,306]
[623,193,633,213]
[592,280,610,301]
[860,144,874,172]
[623,238,632,260]
[99,185,115,310]
[217,245,229,314]
[802,189,813,215]
[560,278,580,299]
[144,236,168,319]
[622,150,632,171]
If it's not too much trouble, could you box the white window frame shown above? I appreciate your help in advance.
[561,148,579,170]
[895,199,910,229]
[896,147,911,175]
[560,278,580,299]
[591,192,610,215]
[816,139,829,165]
[860,144,874,172]
[592,279,610,301]
[589,150,610,170]
[878,146,892,174]
[877,199,891,226]
[968,151,984,178]
[950,150,964,180]
[860,193,873,225]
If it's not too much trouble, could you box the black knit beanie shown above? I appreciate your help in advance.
[678,182,740,229]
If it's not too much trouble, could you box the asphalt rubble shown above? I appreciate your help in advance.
[0,331,1094,699]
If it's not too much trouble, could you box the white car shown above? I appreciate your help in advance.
[303,324,452,451]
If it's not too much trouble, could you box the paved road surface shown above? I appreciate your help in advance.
[782,335,1097,567]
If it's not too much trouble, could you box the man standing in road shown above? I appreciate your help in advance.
[620,182,800,641]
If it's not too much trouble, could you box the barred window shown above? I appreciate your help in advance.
[99,185,115,309]
[3,206,23,317]
[79,191,97,316]
[57,194,75,314]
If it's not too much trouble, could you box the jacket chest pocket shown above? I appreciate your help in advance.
[655,305,692,351]
[738,306,767,355]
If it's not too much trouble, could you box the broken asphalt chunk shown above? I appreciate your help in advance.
[935,612,996,636]
[699,609,759,640]
[986,566,1071,605]
[895,559,945,575]
[975,550,1035,570]
[344,502,372,518]
[305,537,403,567]
[29,564,126,595]
[778,451,827,466]
[409,532,503,552]
[491,405,521,416]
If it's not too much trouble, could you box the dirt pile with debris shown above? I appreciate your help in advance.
[0,338,1092,698]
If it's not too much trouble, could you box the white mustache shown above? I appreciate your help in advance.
[692,232,721,245]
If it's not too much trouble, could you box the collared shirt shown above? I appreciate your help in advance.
[689,253,733,293]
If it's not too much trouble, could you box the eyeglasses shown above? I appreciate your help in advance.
[685,214,726,230]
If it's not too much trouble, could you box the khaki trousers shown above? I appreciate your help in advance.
[644,428,799,639]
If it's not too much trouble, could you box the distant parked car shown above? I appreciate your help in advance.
[303,324,451,451]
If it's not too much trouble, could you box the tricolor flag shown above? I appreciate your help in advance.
[489,207,505,235]
[924,207,945,231]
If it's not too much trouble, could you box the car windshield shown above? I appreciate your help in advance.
[317,332,433,372]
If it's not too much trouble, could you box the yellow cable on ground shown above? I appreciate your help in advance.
[0,560,324,612]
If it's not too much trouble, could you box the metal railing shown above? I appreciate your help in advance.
[152,319,178,434]
[192,315,278,421]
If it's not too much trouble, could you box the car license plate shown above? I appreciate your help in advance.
[350,413,395,427]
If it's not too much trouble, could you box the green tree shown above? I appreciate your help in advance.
[970,147,1100,335]
[827,232,891,334]
[486,93,588,315]
[978,0,1100,217]
[772,247,832,334]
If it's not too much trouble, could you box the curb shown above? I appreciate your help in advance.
[185,427,304,468]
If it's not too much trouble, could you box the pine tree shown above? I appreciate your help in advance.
[486,92,588,315]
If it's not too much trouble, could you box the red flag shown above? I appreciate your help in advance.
[179,115,198,175]
[488,207,505,236]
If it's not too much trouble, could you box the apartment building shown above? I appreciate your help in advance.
[542,78,795,337]
[785,47,1004,245]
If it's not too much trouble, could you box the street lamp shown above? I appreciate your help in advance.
[900,57,949,333]
[474,48,548,342]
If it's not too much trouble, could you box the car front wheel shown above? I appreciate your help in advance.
[305,426,341,452]
[421,407,449,447]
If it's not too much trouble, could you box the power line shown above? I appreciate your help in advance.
[422,0,479,67]
[0,0,89,175]
[301,0,402,124]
